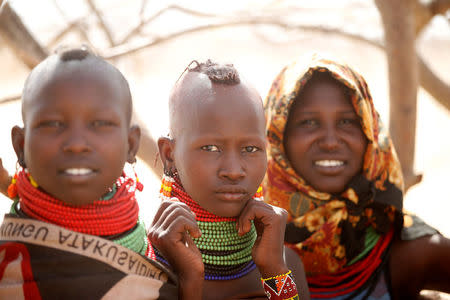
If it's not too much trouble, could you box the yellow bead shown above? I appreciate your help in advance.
[29,174,39,188]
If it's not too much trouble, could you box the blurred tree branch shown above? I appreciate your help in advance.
[107,16,450,114]
[0,1,48,68]
[50,0,95,49]
[0,1,160,175]
[85,0,116,46]
[414,0,450,35]
[0,94,20,105]
[375,0,421,190]
[120,4,220,44]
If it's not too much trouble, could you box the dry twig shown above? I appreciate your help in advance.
[85,0,115,46]
[0,94,21,105]
[119,4,220,44]
[2,15,449,112]
[51,0,95,49]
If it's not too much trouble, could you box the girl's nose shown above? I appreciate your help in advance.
[318,125,340,151]
[62,126,92,153]
[218,152,245,181]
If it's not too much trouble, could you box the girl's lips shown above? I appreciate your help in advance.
[314,160,345,167]
[313,160,346,175]
[215,192,247,202]
[64,168,94,175]
[60,168,98,183]
[215,186,247,193]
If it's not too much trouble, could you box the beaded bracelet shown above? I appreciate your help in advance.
[261,270,299,300]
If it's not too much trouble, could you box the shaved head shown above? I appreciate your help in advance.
[22,48,133,125]
[169,61,264,139]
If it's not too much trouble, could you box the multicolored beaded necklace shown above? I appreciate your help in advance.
[158,174,263,280]
[8,169,155,259]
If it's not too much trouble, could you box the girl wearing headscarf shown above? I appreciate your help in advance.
[263,54,450,299]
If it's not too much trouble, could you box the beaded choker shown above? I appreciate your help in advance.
[10,169,155,259]
[158,174,263,280]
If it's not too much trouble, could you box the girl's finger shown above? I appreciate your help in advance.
[165,215,201,241]
[237,199,267,235]
[151,200,193,228]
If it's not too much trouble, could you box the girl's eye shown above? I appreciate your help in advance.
[201,145,220,152]
[243,146,259,153]
[38,120,64,128]
[339,118,359,126]
[92,120,115,127]
[298,119,318,127]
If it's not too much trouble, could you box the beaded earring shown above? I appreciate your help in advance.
[7,171,18,200]
[253,185,264,201]
[131,161,144,192]
[160,164,177,201]
[28,174,39,188]
[7,159,40,197]
[8,164,39,199]
[19,154,39,188]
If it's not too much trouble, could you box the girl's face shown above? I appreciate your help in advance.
[171,79,267,217]
[15,68,138,206]
[283,78,367,194]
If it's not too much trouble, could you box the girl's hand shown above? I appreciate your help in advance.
[0,158,12,197]
[237,198,289,278]
[148,199,204,299]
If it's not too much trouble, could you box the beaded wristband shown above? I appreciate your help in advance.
[261,270,299,300]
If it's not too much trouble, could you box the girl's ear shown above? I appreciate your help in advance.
[11,126,26,167]
[157,136,175,173]
[126,125,141,164]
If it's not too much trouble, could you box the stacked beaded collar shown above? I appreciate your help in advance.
[158,174,263,280]
[9,169,155,259]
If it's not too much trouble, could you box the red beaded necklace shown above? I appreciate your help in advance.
[15,169,140,236]
[172,180,236,222]
[160,174,264,222]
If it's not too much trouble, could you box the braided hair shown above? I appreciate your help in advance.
[181,59,240,85]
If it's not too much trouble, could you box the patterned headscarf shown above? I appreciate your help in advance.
[263,54,404,276]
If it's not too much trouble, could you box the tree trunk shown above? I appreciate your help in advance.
[375,0,422,190]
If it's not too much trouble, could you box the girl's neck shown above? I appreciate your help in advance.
[14,169,140,236]
[158,175,259,280]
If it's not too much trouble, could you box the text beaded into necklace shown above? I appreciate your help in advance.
[11,169,155,259]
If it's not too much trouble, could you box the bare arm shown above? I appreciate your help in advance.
[285,246,310,300]
[238,200,310,299]
[237,199,289,277]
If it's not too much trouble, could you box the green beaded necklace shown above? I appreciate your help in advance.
[113,219,148,255]
[193,220,256,266]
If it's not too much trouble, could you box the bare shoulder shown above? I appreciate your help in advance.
[284,246,310,300]
[390,234,450,298]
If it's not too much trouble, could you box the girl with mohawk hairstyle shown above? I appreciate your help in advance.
[150,59,310,300]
